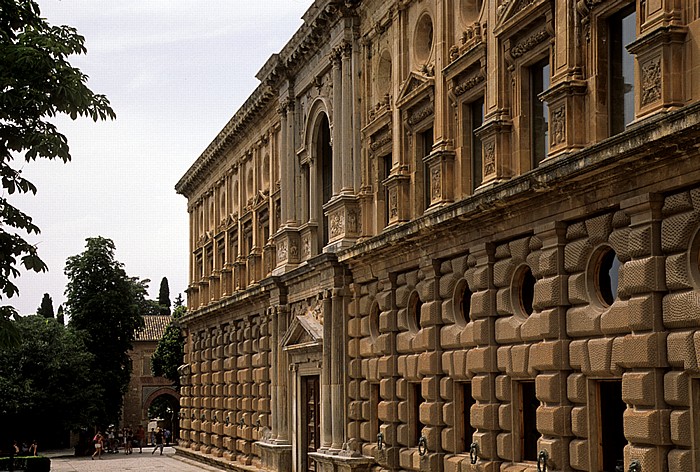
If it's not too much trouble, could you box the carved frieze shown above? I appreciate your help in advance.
[389,188,398,218]
[454,73,485,96]
[277,240,288,262]
[510,29,549,58]
[431,167,441,201]
[370,127,392,151]
[329,212,344,238]
[407,100,434,126]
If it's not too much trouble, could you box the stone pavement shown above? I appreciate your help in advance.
[48,447,222,471]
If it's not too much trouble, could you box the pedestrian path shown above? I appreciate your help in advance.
[49,447,224,471]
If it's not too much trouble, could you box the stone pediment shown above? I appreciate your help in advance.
[282,314,323,352]
[396,71,434,109]
[495,0,548,34]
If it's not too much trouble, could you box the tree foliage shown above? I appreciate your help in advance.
[65,237,144,427]
[0,0,115,345]
[151,305,186,387]
[56,303,64,325]
[36,292,54,318]
[0,315,99,447]
[158,276,170,315]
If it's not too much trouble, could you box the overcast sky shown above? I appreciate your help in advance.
[10,0,312,315]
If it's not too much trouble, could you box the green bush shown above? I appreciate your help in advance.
[0,456,51,472]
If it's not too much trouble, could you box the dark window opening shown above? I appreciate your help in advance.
[318,114,332,248]
[461,282,473,323]
[370,383,380,443]
[460,382,476,453]
[597,248,621,306]
[609,5,636,135]
[410,382,425,446]
[519,266,536,316]
[520,381,539,462]
[470,97,484,190]
[530,58,550,166]
[382,154,392,227]
[421,128,434,211]
[599,380,626,472]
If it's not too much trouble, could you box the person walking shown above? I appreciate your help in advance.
[29,439,37,456]
[124,427,133,454]
[91,431,104,460]
[9,440,19,472]
[151,427,164,455]
[135,425,145,453]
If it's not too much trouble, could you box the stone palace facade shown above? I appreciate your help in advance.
[175,1,700,471]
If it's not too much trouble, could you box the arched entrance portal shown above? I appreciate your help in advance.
[143,388,180,444]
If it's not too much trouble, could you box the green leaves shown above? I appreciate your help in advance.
[0,0,115,335]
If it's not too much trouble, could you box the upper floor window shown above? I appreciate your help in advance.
[609,4,636,135]
[530,58,549,166]
[419,128,434,212]
[464,97,484,190]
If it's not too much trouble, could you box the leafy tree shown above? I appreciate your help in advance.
[65,237,144,427]
[174,293,184,307]
[56,303,64,325]
[0,315,100,448]
[36,292,54,318]
[0,0,115,346]
[151,305,186,387]
[158,276,171,315]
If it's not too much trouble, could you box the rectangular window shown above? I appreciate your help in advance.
[382,154,392,227]
[609,4,636,135]
[142,354,151,376]
[468,97,484,190]
[519,381,539,462]
[420,128,434,211]
[370,383,380,443]
[597,380,626,472]
[530,58,550,166]
[410,382,425,446]
[458,381,477,453]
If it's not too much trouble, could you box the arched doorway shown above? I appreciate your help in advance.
[143,389,180,444]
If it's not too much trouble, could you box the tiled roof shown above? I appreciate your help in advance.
[135,315,172,341]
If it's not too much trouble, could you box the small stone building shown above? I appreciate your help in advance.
[122,315,178,432]
[175,1,700,471]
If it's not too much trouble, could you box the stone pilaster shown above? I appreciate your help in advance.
[465,243,500,472]
[619,194,670,471]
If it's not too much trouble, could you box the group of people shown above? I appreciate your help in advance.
[9,440,38,457]
[91,425,168,459]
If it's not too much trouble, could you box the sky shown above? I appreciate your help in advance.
[10,0,312,315]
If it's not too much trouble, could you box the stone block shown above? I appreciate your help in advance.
[472,374,493,402]
[495,316,521,344]
[472,403,499,430]
[348,317,362,337]
[498,403,512,431]
[666,331,696,369]
[667,448,692,471]
[664,290,700,329]
[530,340,568,371]
[497,346,511,373]
[566,306,600,337]
[536,372,564,403]
[495,375,511,401]
[470,319,490,345]
[423,375,440,401]
[570,406,587,437]
[467,346,496,374]
[568,439,589,470]
[670,409,691,446]
[600,300,631,334]
[624,408,671,445]
[624,445,661,472]
[537,405,572,436]
[588,337,613,375]
[664,371,689,406]
[622,371,656,406]
[622,256,665,294]
[619,332,668,368]
[510,344,530,376]
[496,432,513,461]
[441,325,462,349]
[415,326,437,351]
[470,290,493,319]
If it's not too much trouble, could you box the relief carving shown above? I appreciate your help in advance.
[641,57,662,107]
[552,106,565,145]
[277,240,288,261]
[289,241,298,259]
[330,212,344,238]
[389,188,398,218]
[370,127,392,151]
[431,167,441,201]
[347,209,360,234]
[302,235,311,259]
[484,141,495,175]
